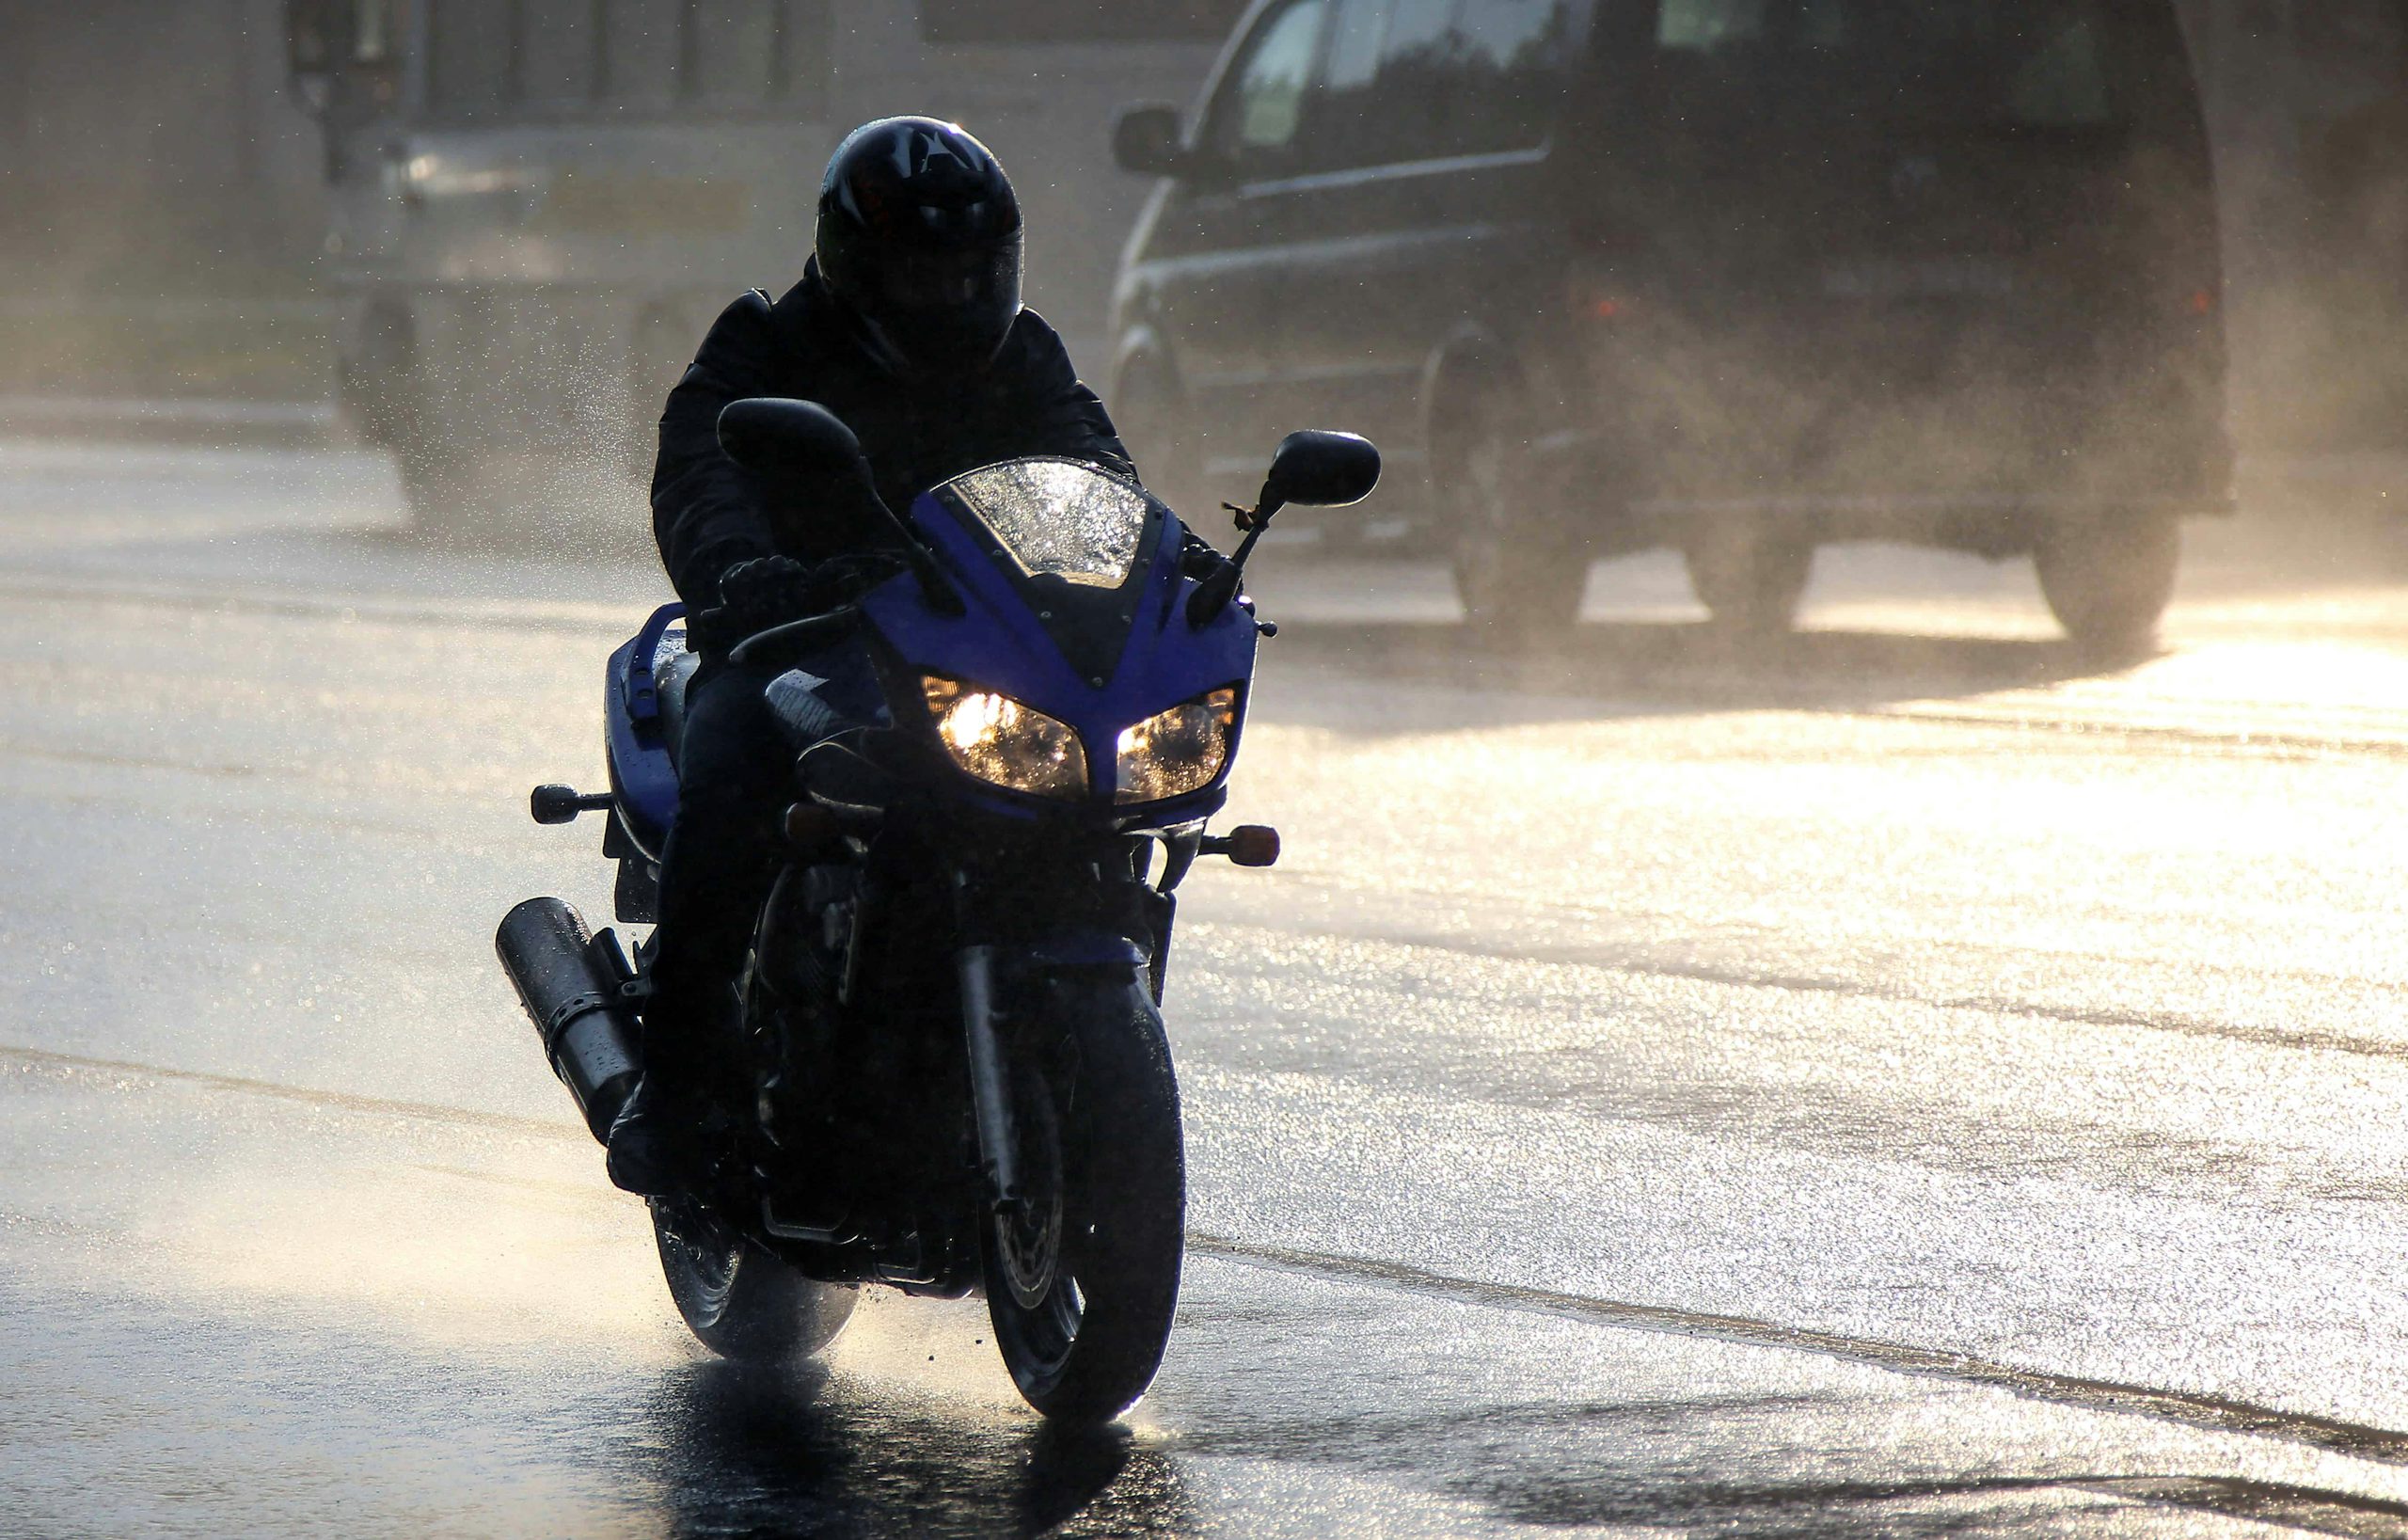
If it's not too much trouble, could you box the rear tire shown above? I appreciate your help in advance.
[2035,512,2179,656]
[1682,523,1814,635]
[652,1197,857,1361]
[1436,388,1588,649]
[984,974,1184,1423]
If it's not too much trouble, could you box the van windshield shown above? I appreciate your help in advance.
[1653,0,2147,132]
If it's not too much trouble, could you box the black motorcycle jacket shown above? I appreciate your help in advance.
[650,259,1135,615]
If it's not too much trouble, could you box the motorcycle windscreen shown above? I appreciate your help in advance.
[933,458,1164,681]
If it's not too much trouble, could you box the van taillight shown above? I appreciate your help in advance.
[2187,288,2216,317]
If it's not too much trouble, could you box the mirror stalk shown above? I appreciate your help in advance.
[1185,497,1284,627]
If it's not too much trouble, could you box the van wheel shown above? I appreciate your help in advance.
[1437,392,1586,648]
[2036,512,2179,655]
[1683,524,1814,635]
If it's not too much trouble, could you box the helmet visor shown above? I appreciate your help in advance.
[858,233,1023,372]
[872,235,1022,316]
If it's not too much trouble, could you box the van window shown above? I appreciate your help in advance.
[427,0,514,114]
[1655,0,2144,133]
[1362,0,1570,164]
[1212,0,1328,165]
[1453,0,1571,151]
[1656,0,1766,52]
[1314,0,1392,167]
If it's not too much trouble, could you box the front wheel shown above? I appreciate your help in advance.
[1682,522,1815,635]
[651,1198,857,1361]
[984,974,1185,1423]
[2035,511,2179,656]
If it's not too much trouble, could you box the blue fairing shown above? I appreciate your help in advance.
[860,480,1259,824]
[606,602,686,860]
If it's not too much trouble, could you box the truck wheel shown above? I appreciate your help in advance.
[1435,389,1587,648]
[2036,512,2179,655]
[1683,524,1814,635]
[652,1197,856,1361]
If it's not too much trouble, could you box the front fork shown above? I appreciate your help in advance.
[955,943,1024,1215]
[952,854,1175,1217]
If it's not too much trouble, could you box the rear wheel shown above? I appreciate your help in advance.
[652,1197,857,1361]
[984,975,1184,1423]
[1682,522,1814,635]
[2035,511,2179,655]
[1437,389,1588,648]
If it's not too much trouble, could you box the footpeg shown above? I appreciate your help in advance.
[1203,825,1281,867]
[531,784,613,824]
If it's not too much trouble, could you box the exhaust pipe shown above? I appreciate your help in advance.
[495,897,642,1142]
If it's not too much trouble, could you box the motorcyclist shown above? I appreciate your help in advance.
[609,117,1138,1195]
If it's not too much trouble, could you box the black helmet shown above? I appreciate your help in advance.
[816,117,1024,377]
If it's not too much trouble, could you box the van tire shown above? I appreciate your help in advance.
[1683,524,1814,635]
[2036,512,2179,655]
[1436,390,1586,647]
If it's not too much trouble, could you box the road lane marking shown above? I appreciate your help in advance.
[1190,1234,2408,1469]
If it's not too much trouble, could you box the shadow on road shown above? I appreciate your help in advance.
[643,1359,1196,1538]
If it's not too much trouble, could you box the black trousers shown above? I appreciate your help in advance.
[645,641,881,1095]
[645,652,790,1094]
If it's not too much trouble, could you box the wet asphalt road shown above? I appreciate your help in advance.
[7,442,2408,1535]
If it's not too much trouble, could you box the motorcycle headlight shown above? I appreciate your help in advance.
[1115,687,1239,804]
[923,676,1087,800]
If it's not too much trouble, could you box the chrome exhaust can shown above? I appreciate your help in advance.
[495,897,642,1142]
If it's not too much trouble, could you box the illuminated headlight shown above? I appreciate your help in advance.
[1115,688,1239,804]
[923,676,1087,799]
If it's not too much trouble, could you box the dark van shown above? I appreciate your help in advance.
[1109,0,2228,648]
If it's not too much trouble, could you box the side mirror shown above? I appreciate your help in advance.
[1114,105,1190,177]
[716,398,968,618]
[719,397,888,553]
[1262,430,1382,509]
[718,397,870,485]
[1184,430,1383,627]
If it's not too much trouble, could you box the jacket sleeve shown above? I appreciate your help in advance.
[650,292,784,611]
[1009,312,1138,484]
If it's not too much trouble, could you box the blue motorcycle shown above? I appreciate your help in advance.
[497,400,1377,1421]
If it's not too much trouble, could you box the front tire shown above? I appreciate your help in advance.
[652,1198,857,1361]
[1682,522,1814,635]
[2035,511,2179,656]
[984,975,1184,1423]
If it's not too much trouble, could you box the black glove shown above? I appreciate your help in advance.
[714,555,821,638]
[1177,526,1228,580]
